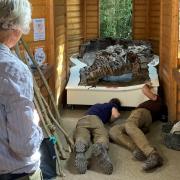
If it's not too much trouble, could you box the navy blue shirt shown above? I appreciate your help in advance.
[86,103,118,124]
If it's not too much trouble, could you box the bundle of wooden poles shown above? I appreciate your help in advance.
[14,38,74,177]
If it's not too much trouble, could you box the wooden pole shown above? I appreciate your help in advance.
[20,39,64,125]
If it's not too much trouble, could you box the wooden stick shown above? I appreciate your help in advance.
[34,97,51,137]
[20,39,62,122]
[34,98,65,177]
[41,94,74,149]
[14,44,68,158]
[55,145,66,177]
[33,80,67,159]
[19,39,74,150]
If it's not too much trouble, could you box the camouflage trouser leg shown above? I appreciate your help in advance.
[125,108,155,156]
[74,115,109,174]
[74,115,109,148]
[109,123,136,151]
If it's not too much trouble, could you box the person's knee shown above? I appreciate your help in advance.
[125,122,136,134]
[109,126,120,140]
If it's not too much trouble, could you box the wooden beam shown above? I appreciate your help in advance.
[173,68,180,85]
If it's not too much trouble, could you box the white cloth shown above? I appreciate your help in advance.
[0,43,43,174]
[171,121,180,134]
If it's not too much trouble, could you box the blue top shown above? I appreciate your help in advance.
[86,103,118,124]
[0,43,43,174]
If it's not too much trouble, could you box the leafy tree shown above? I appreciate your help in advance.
[100,0,132,39]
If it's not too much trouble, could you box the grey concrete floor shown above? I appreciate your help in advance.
[56,106,180,180]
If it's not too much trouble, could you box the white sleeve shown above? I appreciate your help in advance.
[2,74,43,157]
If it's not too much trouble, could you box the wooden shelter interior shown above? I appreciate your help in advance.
[23,0,180,122]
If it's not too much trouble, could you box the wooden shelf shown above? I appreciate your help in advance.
[173,68,180,84]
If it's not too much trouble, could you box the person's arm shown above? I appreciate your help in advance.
[110,107,120,123]
[2,74,43,157]
[142,84,157,101]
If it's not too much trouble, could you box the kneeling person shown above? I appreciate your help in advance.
[74,98,121,174]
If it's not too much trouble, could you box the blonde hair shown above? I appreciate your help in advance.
[0,0,32,34]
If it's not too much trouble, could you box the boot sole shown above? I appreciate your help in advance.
[92,144,113,175]
[75,153,87,174]
[143,158,163,171]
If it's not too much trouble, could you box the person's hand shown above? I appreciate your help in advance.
[144,82,153,89]
[142,84,157,101]
[110,107,120,123]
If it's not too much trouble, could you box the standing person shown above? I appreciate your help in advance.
[74,98,121,174]
[0,0,43,179]
[109,84,164,171]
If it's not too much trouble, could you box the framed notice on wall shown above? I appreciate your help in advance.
[33,18,46,41]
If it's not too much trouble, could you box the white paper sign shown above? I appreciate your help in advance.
[34,47,46,65]
[33,18,46,41]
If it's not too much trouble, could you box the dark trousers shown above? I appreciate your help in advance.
[0,169,43,180]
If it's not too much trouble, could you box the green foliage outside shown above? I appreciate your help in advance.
[100,0,132,39]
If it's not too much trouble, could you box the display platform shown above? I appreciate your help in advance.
[66,54,159,107]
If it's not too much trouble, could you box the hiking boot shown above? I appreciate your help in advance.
[74,142,87,174]
[132,148,147,161]
[142,152,163,171]
[91,143,113,175]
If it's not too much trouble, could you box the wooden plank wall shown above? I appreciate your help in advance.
[133,0,149,40]
[160,0,179,121]
[23,0,55,104]
[53,0,100,105]
[84,0,99,40]
[149,0,160,54]
[178,5,180,121]
[65,0,99,57]
[66,0,84,58]
[178,86,180,120]
[54,0,67,104]
[133,0,160,54]
[24,0,53,65]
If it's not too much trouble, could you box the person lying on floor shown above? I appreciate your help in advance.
[74,98,121,174]
[109,84,164,171]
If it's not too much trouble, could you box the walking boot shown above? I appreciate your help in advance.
[74,142,88,174]
[91,143,113,175]
[132,148,147,161]
[142,152,163,171]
